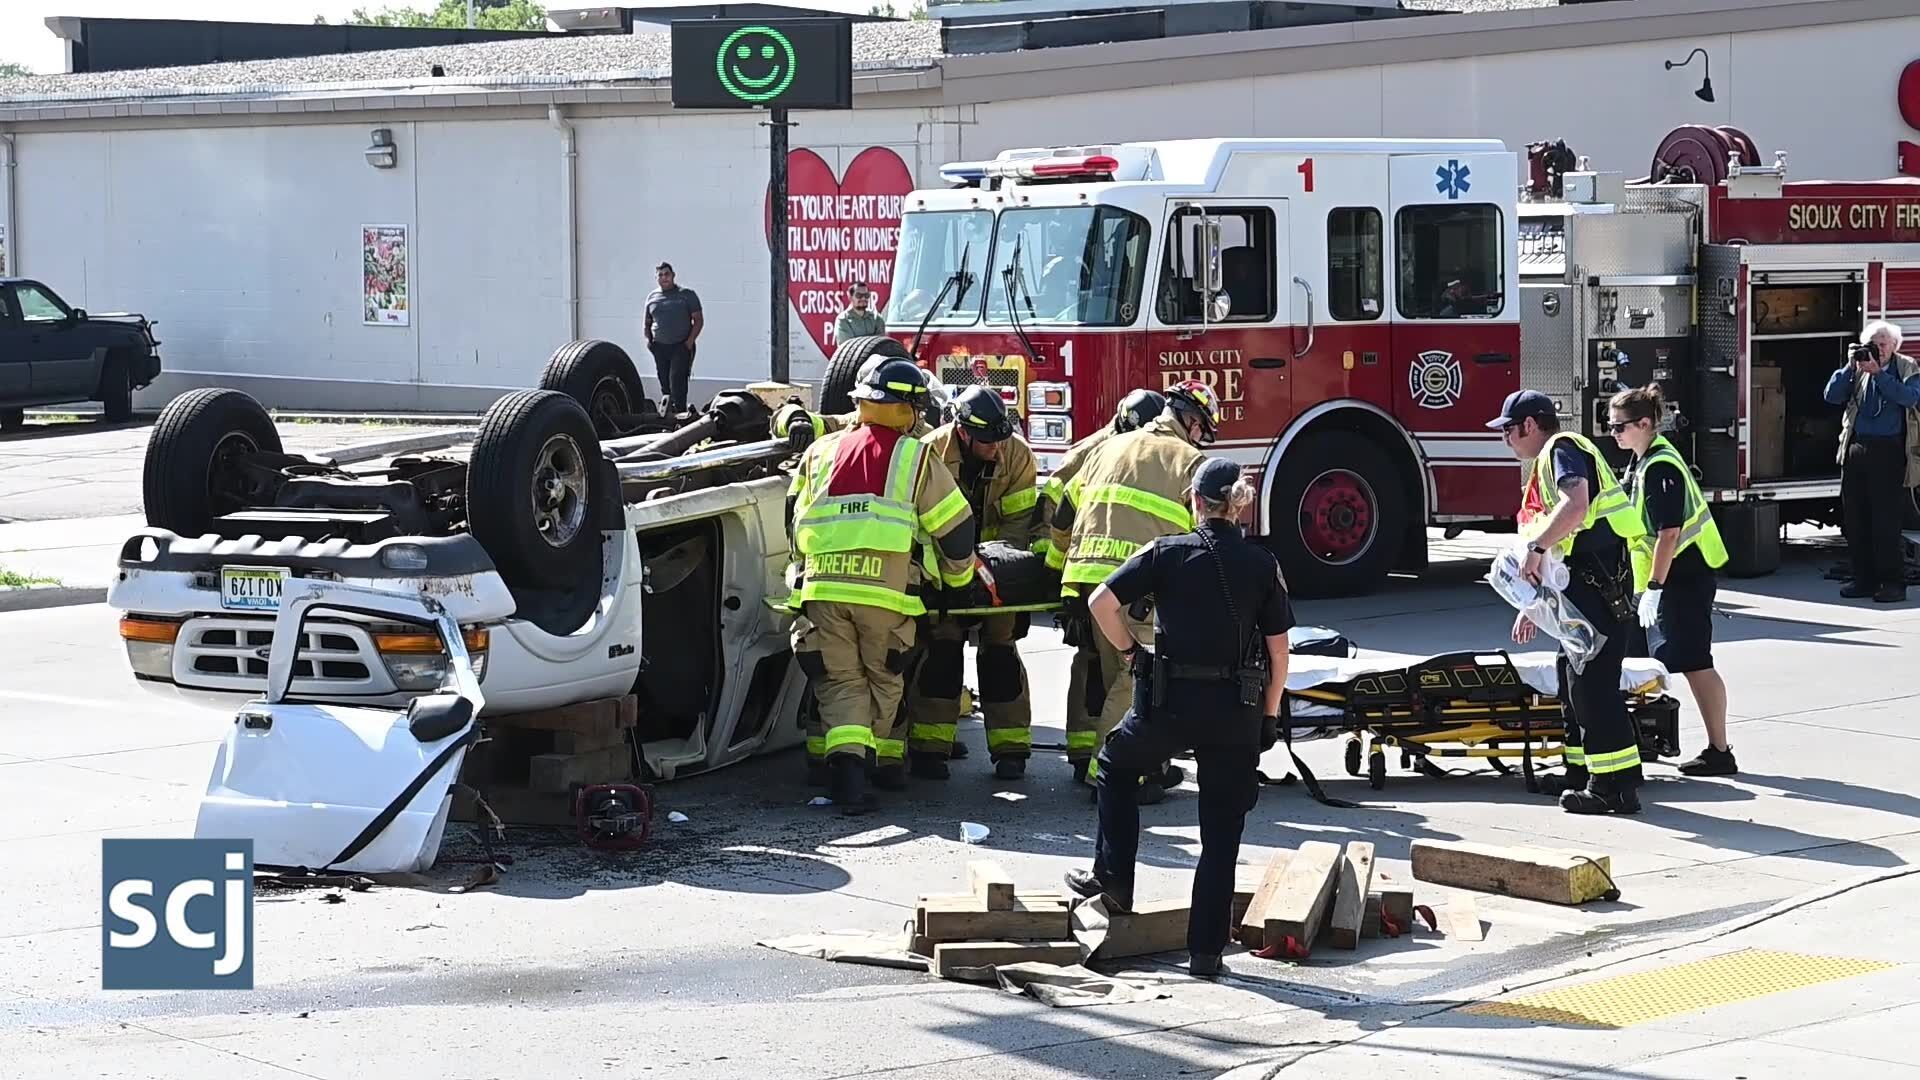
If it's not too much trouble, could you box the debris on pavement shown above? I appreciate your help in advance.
[960,822,989,844]
[668,811,690,823]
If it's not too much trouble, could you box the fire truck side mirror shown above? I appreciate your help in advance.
[1209,293,1233,322]
[1198,218,1224,296]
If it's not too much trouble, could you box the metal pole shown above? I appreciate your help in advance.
[769,106,791,384]
[466,0,476,28]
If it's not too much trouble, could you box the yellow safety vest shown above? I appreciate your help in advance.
[1626,436,1729,592]
[1521,431,1647,555]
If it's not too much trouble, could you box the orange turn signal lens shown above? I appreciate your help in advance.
[119,616,182,644]
[372,628,489,655]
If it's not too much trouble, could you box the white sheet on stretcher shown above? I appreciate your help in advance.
[1283,651,1670,721]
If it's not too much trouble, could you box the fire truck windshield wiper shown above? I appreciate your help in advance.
[909,239,975,362]
[1002,233,1042,369]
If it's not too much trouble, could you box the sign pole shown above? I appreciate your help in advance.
[769,105,791,385]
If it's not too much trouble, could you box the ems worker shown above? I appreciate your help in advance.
[905,387,1042,781]
[785,359,978,813]
[1493,389,1649,815]
[1608,385,1738,777]
[1050,381,1221,799]
[1063,458,1293,979]
[1038,389,1167,775]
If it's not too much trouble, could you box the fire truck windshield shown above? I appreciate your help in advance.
[890,210,995,327]
[986,206,1151,327]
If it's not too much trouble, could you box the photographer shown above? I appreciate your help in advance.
[1061,458,1294,979]
[1823,320,1920,603]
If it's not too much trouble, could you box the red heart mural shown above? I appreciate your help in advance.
[763,145,915,361]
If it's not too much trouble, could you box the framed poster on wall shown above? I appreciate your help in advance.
[362,224,410,326]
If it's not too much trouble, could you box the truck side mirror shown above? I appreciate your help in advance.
[70,308,87,322]
[1186,217,1223,296]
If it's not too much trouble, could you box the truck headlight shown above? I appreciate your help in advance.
[1028,413,1072,446]
[119,615,181,679]
[373,627,489,691]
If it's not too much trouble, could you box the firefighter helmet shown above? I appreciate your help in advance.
[1113,389,1166,433]
[947,385,1014,443]
[851,358,931,406]
[1164,379,1222,446]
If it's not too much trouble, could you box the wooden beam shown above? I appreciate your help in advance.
[967,860,1016,911]
[1235,849,1294,948]
[1098,899,1190,959]
[529,745,630,793]
[1327,842,1376,950]
[1361,888,1416,939]
[1445,895,1485,942]
[1261,841,1343,954]
[933,940,1081,979]
[1411,840,1613,906]
[918,895,1071,943]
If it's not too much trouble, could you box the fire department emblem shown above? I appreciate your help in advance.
[1409,350,1463,409]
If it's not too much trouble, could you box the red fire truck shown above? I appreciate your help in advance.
[871,125,1920,597]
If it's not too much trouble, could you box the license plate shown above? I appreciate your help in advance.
[220,566,289,611]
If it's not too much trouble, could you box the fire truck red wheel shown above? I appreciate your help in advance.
[1269,429,1407,599]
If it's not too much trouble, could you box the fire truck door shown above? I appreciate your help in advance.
[1151,199,1292,446]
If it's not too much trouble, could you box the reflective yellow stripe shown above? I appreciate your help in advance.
[941,560,976,588]
[1562,746,1586,766]
[911,722,958,744]
[875,738,905,761]
[806,737,826,757]
[797,579,925,616]
[824,724,875,753]
[922,486,970,535]
[1066,731,1100,752]
[1043,475,1066,505]
[1628,438,1730,591]
[1081,483,1194,531]
[1064,560,1126,586]
[1585,745,1642,774]
[1000,485,1038,518]
[1529,432,1647,554]
[1030,538,1054,557]
[1045,544,1067,570]
[986,728,1031,750]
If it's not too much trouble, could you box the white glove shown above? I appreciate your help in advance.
[1637,588,1661,630]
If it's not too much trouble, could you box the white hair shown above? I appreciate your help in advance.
[1862,319,1905,353]
[1196,477,1258,519]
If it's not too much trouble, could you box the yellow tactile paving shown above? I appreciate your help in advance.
[1462,949,1896,1029]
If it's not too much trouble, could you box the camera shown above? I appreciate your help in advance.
[1851,342,1879,365]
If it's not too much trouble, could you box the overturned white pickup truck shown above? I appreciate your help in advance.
[110,340,838,782]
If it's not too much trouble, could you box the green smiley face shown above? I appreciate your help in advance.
[715,26,797,103]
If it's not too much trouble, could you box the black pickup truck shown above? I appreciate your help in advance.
[0,278,163,430]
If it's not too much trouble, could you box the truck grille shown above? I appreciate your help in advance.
[178,616,390,695]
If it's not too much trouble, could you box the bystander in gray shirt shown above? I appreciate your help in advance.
[647,285,702,345]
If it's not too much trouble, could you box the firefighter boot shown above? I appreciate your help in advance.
[910,752,950,780]
[872,761,908,791]
[995,757,1027,780]
[1561,773,1642,816]
[1536,765,1589,798]
[830,754,876,816]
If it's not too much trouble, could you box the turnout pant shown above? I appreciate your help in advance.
[906,614,1034,761]
[1842,435,1907,590]
[1063,637,1100,765]
[1555,552,1642,789]
[648,340,695,413]
[1086,609,1154,782]
[792,601,916,764]
[1092,703,1260,958]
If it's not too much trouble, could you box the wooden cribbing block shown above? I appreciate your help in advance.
[1261,841,1342,953]
[917,895,1071,943]
[1099,899,1190,959]
[1445,895,1485,942]
[496,696,633,738]
[1328,842,1376,950]
[967,861,1016,911]
[934,941,1080,978]
[1235,849,1295,947]
[551,728,628,754]
[1361,888,1416,938]
[1410,840,1613,906]
[529,745,630,793]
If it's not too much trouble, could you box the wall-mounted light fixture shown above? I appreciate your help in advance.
[365,127,397,169]
[1665,48,1714,103]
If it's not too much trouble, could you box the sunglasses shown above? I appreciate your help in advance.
[1606,419,1645,434]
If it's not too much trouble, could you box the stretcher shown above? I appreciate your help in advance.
[1277,648,1682,799]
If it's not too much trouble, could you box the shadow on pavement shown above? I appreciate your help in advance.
[0,416,153,444]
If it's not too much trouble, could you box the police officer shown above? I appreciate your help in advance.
[785,359,978,812]
[1050,380,1221,798]
[1062,458,1294,978]
[1492,389,1649,815]
[905,386,1042,780]
[1039,388,1166,777]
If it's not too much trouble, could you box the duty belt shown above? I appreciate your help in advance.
[1162,661,1237,681]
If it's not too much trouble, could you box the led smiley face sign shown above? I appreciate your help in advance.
[716,26,797,103]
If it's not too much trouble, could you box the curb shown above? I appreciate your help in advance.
[0,586,109,612]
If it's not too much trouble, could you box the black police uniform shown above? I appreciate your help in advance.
[1084,517,1295,959]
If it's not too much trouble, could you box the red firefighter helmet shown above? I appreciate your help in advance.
[1163,379,1223,446]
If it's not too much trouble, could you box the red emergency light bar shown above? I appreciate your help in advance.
[987,154,1120,181]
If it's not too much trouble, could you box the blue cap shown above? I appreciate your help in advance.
[1486,389,1556,430]
[1191,456,1241,501]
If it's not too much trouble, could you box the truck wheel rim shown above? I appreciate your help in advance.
[1298,468,1377,566]
[207,432,259,512]
[589,377,631,434]
[531,433,589,547]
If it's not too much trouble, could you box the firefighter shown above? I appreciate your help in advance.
[905,386,1042,780]
[774,356,938,450]
[1491,389,1649,815]
[785,359,978,814]
[1050,380,1221,800]
[1038,389,1167,776]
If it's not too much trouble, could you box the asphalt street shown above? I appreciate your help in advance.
[2,535,1915,1079]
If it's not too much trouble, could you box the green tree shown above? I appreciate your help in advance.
[0,62,31,78]
[337,0,549,30]
[866,1,928,18]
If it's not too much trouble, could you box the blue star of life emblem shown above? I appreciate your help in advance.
[1435,159,1471,199]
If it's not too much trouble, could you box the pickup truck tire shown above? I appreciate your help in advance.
[0,408,21,433]
[1267,429,1407,599]
[467,389,604,590]
[142,388,283,535]
[821,336,912,415]
[99,353,133,422]
[539,339,650,439]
